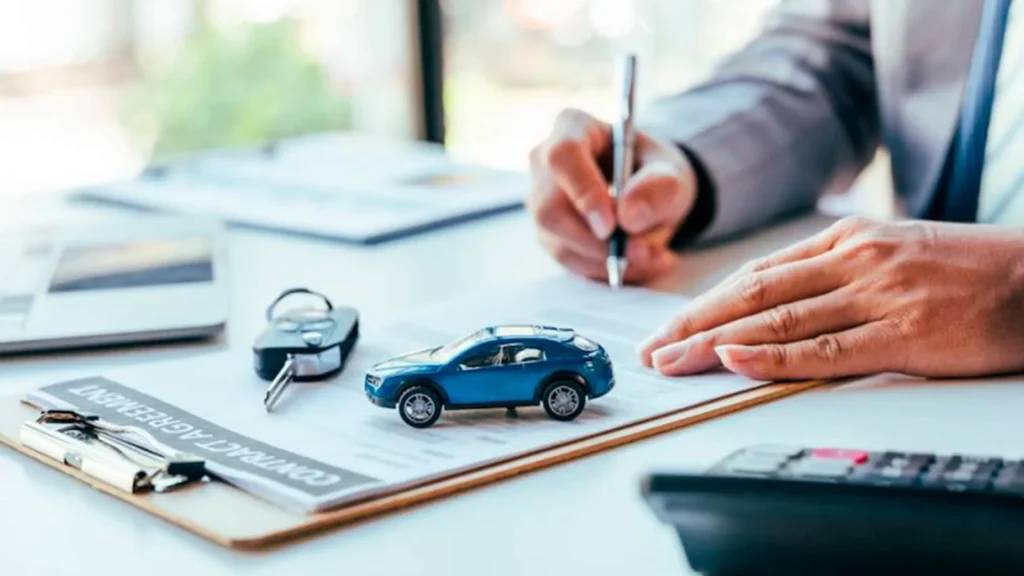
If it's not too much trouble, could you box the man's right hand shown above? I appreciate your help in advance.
[528,108,700,284]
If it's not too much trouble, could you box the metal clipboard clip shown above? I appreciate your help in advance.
[20,409,207,494]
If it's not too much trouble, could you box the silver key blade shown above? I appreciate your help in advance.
[264,356,295,412]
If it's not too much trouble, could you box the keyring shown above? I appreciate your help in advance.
[265,288,334,322]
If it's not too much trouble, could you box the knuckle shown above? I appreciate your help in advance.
[533,199,561,231]
[670,315,697,340]
[740,257,771,276]
[897,220,941,251]
[631,170,679,195]
[887,311,920,336]
[691,331,716,350]
[549,241,574,264]
[900,220,933,239]
[766,344,789,368]
[554,107,589,129]
[574,184,608,212]
[835,215,876,234]
[544,139,581,170]
[845,236,898,263]
[764,306,801,339]
[812,334,846,363]
[736,274,770,308]
[876,265,916,294]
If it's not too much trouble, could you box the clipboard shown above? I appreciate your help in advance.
[0,381,823,551]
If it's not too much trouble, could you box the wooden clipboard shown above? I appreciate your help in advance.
[0,381,823,551]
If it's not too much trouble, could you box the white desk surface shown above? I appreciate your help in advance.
[3,197,1023,576]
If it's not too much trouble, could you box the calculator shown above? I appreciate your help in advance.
[642,444,1024,575]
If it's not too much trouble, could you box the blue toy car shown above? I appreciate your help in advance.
[364,325,614,428]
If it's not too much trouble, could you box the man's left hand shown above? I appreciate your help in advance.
[638,217,1024,380]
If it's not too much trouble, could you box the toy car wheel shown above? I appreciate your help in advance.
[398,385,442,428]
[541,380,586,421]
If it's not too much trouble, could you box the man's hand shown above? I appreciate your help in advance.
[638,217,1024,380]
[528,109,697,283]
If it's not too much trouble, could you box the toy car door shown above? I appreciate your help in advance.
[445,343,519,405]
[500,343,549,400]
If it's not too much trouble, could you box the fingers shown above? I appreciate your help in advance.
[714,321,898,381]
[649,289,869,376]
[539,233,606,279]
[531,109,614,239]
[540,229,678,284]
[530,192,606,260]
[530,173,678,284]
[637,253,848,365]
[617,161,696,235]
[709,222,848,294]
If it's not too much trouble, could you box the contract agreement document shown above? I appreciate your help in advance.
[25,276,765,513]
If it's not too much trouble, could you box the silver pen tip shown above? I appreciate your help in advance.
[606,257,627,289]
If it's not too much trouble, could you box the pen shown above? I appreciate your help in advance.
[607,53,636,289]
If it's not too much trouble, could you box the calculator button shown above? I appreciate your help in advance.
[847,454,926,487]
[880,452,934,469]
[995,461,1024,482]
[998,461,1024,476]
[728,457,785,475]
[790,458,852,479]
[921,456,1002,492]
[992,477,1024,495]
[812,448,869,464]
[991,461,1024,494]
[863,468,919,486]
[748,444,805,458]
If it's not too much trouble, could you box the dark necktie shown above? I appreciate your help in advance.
[940,0,1013,223]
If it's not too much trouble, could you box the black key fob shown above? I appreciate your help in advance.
[252,288,359,382]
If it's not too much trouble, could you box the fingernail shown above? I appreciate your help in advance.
[586,211,613,240]
[715,345,757,364]
[652,343,688,369]
[628,241,650,264]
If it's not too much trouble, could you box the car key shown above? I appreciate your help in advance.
[253,288,359,412]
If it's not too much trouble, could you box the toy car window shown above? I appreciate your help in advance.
[459,346,502,369]
[506,346,545,364]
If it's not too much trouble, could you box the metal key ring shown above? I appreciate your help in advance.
[265,288,334,322]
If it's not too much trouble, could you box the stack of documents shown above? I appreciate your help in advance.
[24,276,764,513]
[76,133,528,244]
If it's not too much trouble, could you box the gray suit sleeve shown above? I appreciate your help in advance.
[638,0,879,243]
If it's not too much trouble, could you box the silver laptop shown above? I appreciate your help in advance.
[0,216,228,354]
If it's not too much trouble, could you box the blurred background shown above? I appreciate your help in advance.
[0,0,887,212]
[0,0,776,194]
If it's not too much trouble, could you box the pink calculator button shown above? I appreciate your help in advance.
[812,448,869,464]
